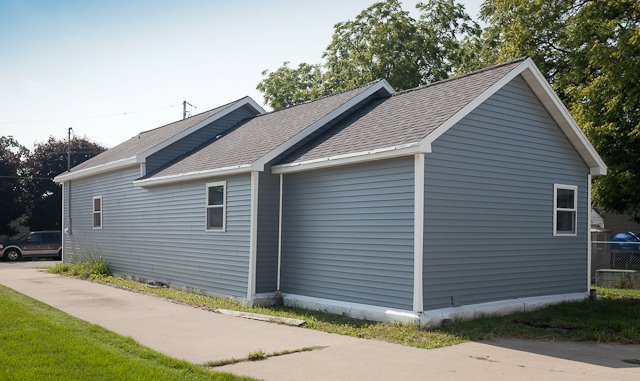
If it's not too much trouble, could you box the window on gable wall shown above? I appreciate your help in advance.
[206,182,226,231]
[553,184,577,236]
[93,196,102,229]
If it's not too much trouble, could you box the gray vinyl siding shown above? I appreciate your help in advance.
[423,75,589,310]
[281,157,415,310]
[63,166,251,298]
[145,106,255,174]
[255,168,280,293]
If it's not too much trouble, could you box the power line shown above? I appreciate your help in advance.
[0,103,182,125]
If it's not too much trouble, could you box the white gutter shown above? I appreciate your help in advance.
[133,164,255,187]
[271,142,425,174]
[54,156,138,183]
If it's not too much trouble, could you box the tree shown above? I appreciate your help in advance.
[0,136,27,236]
[21,137,105,230]
[466,0,640,220]
[257,0,479,110]
[256,62,326,111]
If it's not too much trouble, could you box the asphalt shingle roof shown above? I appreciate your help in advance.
[279,59,525,165]
[69,98,247,173]
[145,81,378,178]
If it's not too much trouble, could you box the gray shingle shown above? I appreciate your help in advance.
[69,98,247,172]
[279,59,525,164]
[146,81,378,178]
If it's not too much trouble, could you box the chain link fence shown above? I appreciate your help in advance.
[591,240,640,288]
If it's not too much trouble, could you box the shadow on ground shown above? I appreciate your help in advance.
[480,338,640,369]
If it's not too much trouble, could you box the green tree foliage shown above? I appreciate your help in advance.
[257,0,479,110]
[256,62,326,112]
[468,0,640,219]
[21,137,105,231]
[0,137,28,236]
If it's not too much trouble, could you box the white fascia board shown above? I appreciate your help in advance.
[136,96,264,163]
[255,80,395,169]
[133,164,253,187]
[418,58,607,176]
[271,142,423,174]
[53,156,138,183]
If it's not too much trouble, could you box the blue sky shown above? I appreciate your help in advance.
[0,0,482,148]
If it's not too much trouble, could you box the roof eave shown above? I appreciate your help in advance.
[132,164,257,187]
[54,156,139,183]
[272,143,425,174]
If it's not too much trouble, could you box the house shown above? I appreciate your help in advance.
[54,58,607,326]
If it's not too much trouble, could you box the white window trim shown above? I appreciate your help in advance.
[92,196,103,230]
[553,184,578,237]
[205,181,227,232]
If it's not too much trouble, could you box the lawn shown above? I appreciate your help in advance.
[47,261,640,350]
[96,275,640,348]
[0,285,253,381]
[443,297,640,344]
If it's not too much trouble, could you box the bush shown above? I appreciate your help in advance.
[48,259,109,280]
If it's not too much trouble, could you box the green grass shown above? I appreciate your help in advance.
[48,258,109,279]
[443,298,640,344]
[58,268,640,350]
[594,287,640,300]
[0,285,254,381]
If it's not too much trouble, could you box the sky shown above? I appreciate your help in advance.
[0,0,483,149]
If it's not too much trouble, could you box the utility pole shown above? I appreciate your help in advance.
[182,101,196,119]
[67,127,73,172]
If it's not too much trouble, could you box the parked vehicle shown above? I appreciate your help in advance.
[0,231,62,261]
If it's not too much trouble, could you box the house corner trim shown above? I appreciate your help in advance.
[413,153,425,312]
[247,171,259,301]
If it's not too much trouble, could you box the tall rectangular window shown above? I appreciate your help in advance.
[553,184,577,236]
[93,196,102,229]
[206,182,226,231]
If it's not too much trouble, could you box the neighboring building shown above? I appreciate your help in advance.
[54,58,607,326]
[601,212,640,235]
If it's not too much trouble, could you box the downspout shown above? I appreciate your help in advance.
[67,180,72,235]
[61,182,65,262]
[413,153,425,313]
[275,173,284,305]
[587,174,592,291]
[247,171,259,304]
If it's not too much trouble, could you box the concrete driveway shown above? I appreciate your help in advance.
[0,262,639,381]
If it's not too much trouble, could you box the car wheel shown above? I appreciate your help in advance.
[55,249,62,261]
[4,249,21,262]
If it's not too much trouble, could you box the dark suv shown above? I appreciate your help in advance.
[1,231,62,261]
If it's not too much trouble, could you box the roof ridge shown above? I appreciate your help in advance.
[138,96,249,135]
[392,57,528,97]
[253,79,383,118]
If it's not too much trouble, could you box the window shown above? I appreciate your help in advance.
[206,182,226,231]
[93,196,102,229]
[553,184,577,236]
[25,233,43,243]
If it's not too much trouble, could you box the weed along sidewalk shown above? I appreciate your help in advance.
[0,264,639,380]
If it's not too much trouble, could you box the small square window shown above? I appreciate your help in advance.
[206,182,226,231]
[93,196,102,229]
[553,184,577,236]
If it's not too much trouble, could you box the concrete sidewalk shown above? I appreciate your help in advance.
[1,263,639,381]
